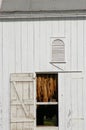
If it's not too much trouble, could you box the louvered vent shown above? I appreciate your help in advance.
[52,39,65,62]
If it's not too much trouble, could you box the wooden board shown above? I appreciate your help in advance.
[10,73,35,130]
[58,73,84,130]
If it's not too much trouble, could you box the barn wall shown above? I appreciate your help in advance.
[0,18,86,130]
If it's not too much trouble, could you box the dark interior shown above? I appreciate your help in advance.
[36,74,58,126]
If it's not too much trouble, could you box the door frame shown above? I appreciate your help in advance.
[35,72,59,130]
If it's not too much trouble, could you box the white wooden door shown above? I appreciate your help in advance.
[10,73,36,130]
[58,73,84,130]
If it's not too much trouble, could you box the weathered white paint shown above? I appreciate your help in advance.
[35,127,58,130]
[0,18,85,130]
[58,73,84,130]
[10,73,35,130]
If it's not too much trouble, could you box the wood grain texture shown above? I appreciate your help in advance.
[10,74,35,130]
[0,22,3,130]
[0,18,85,130]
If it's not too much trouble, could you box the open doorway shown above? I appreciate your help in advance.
[36,74,58,127]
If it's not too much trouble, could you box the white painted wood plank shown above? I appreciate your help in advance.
[13,82,22,100]
[2,22,10,130]
[15,22,22,72]
[16,122,22,130]
[34,21,40,71]
[83,76,86,130]
[11,118,34,123]
[77,79,83,118]
[0,22,3,130]
[11,123,17,130]
[21,21,28,72]
[71,73,83,79]
[71,78,78,130]
[77,19,84,71]
[36,127,58,130]
[58,73,65,130]
[16,80,23,130]
[46,20,52,71]
[37,102,58,105]
[27,103,35,119]
[11,76,33,82]
[71,78,78,118]
[30,82,34,100]
[11,73,31,77]
[23,82,29,100]
[65,20,71,70]
[72,120,78,130]
[11,100,34,105]
[23,122,34,130]
[78,120,84,130]
[51,19,65,37]
[11,106,17,120]
[84,19,86,73]
[12,82,28,117]
[51,20,59,37]
[33,73,36,127]
[83,18,86,130]
[39,21,47,70]
[59,72,84,130]
[11,82,17,101]
[58,19,65,37]
[23,123,29,130]
[29,77,35,122]
[8,22,15,73]
[70,19,78,71]
[78,19,84,130]
[30,105,34,119]
[64,74,72,130]
[11,73,35,130]
[72,77,84,130]
[27,21,34,72]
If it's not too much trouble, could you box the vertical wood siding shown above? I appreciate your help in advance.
[83,18,86,130]
[0,22,3,130]
[0,18,85,130]
[10,74,35,130]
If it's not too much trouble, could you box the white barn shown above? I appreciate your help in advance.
[0,0,86,130]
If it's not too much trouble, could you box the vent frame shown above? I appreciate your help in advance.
[51,39,65,63]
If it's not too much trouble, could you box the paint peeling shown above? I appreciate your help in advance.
[68,109,72,117]
[67,109,72,128]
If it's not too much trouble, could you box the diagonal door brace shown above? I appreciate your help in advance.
[12,81,29,117]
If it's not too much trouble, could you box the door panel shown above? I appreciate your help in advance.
[10,73,35,130]
[58,73,84,130]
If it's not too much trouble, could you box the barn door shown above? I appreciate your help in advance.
[10,73,36,130]
[58,72,84,130]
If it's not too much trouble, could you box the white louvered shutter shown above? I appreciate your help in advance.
[10,73,36,130]
[52,39,65,62]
